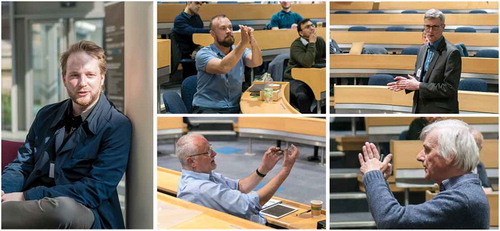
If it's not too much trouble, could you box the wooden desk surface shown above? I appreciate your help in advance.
[331,31,499,48]
[157,117,185,131]
[330,1,499,11]
[193,29,327,50]
[158,193,270,229]
[330,13,499,26]
[238,117,326,137]
[330,54,499,75]
[240,81,300,114]
[157,167,325,229]
[365,117,498,127]
[292,68,327,101]
[157,39,171,69]
[158,3,325,23]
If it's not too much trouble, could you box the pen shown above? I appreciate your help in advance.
[296,209,312,216]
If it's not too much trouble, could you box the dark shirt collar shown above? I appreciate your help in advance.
[427,36,444,51]
[280,9,291,14]
[181,11,195,19]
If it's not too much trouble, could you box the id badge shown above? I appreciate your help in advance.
[49,162,55,178]
[416,68,422,79]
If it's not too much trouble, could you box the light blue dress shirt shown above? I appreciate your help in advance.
[423,36,444,79]
[177,169,266,224]
[193,44,251,109]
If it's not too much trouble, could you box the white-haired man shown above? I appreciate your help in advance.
[175,134,299,224]
[358,119,489,228]
[388,9,461,113]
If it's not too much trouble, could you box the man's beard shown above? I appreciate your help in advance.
[218,35,235,47]
[69,89,100,107]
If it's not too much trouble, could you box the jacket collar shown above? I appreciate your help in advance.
[49,93,111,136]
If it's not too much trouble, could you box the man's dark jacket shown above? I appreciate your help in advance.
[410,37,461,113]
[2,93,132,229]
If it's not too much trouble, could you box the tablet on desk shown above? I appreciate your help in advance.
[261,204,298,219]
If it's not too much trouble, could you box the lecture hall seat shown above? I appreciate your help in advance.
[181,75,197,113]
[348,26,370,31]
[476,49,499,58]
[2,140,23,171]
[458,79,488,92]
[368,74,394,86]
[455,27,476,33]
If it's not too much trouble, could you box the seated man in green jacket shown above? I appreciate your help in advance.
[284,19,326,113]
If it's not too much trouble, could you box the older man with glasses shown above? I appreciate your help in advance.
[175,134,299,224]
[388,9,461,113]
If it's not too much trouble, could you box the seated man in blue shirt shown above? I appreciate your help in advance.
[270,1,304,30]
[193,14,263,113]
[172,1,210,78]
[176,134,299,224]
[358,119,489,228]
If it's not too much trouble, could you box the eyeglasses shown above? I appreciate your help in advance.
[424,24,442,31]
[189,144,214,157]
[303,24,315,30]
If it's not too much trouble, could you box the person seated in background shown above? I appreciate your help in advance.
[284,18,326,113]
[359,119,489,228]
[172,1,210,78]
[175,134,299,224]
[270,1,304,30]
[470,128,493,193]
[406,117,442,140]
[192,14,262,114]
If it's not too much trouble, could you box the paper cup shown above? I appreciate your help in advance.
[310,200,323,216]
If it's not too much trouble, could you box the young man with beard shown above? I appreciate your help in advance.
[2,41,132,229]
[192,14,263,113]
[176,134,299,224]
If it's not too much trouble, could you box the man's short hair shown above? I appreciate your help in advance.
[176,134,205,167]
[424,9,445,24]
[297,18,312,35]
[60,40,106,77]
[420,119,479,172]
[209,14,227,31]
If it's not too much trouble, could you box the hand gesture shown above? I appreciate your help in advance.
[239,25,251,46]
[387,75,419,91]
[259,146,284,174]
[309,32,317,43]
[291,24,298,30]
[358,142,392,177]
[282,144,299,172]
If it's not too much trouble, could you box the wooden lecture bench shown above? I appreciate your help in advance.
[330,14,498,27]
[330,1,499,11]
[157,167,326,229]
[193,29,327,61]
[330,31,499,48]
[238,117,326,163]
[157,39,171,111]
[158,193,269,229]
[157,117,187,153]
[330,54,498,83]
[240,81,299,114]
[333,85,499,114]
[291,68,326,105]
[158,3,325,23]
[364,117,499,142]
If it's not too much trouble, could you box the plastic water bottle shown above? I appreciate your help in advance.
[262,73,273,103]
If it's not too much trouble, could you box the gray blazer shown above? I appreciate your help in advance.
[410,37,461,113]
